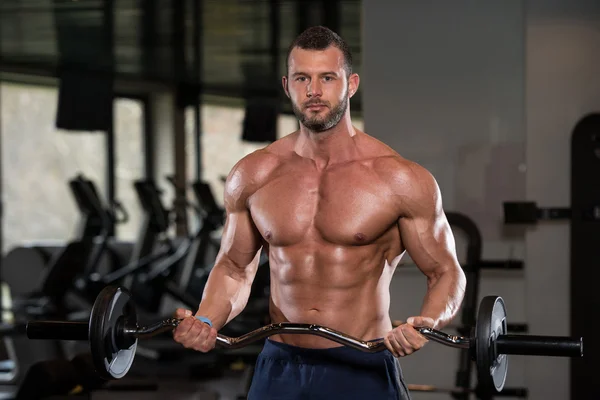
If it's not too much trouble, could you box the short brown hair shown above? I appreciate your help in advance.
[286,26,353,77]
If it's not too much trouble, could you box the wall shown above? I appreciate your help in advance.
[363,1,599,399]
[362,0,528,398]
[525,1,600,399]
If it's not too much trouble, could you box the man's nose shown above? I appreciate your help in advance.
[307,80,323,97]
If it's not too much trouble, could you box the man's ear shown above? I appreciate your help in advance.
[282,76,290,98]
[348,73,360,98]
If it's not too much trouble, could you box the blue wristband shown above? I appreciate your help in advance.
[196,316,213,327]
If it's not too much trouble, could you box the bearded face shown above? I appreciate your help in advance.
[284,46,358,133]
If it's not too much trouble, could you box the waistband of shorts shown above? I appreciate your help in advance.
[259,338,394,368]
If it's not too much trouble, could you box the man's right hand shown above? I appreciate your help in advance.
[172,308,218,353]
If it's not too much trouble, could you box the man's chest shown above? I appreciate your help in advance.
[247,165,402,246]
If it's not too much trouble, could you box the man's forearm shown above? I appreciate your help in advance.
[195,261,254,330]
[420,266,466,329]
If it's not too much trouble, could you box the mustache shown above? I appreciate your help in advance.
[303,100,329,109]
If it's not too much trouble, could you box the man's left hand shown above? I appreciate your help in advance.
[384,316,435,357]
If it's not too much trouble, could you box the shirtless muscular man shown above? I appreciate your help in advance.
[173,26,466,400]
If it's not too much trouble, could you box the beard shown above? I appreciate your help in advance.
[291,89,349,133]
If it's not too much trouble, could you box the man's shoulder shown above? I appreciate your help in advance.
[368,151,440,214]
[233,133,295,174]
[372,154,432,182]
[360,135,438,197]
[226,148,280,188]
[358,136,414,176]
[223,136,293,204]
[235,148,281,173]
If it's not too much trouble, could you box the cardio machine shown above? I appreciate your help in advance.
[73,178,176,307]
[4,174,127,321]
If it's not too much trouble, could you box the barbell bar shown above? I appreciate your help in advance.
[25,286,583,393]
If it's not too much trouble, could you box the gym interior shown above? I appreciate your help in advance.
[0,1,595,399]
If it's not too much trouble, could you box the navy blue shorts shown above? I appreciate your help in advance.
[247,339,412,400]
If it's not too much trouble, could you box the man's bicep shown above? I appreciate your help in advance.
[216,208,263,270]
[214,152,267,270]
[396,167,459,277]
[399,208,458,278]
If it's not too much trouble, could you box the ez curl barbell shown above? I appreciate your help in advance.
[25,286,583,393]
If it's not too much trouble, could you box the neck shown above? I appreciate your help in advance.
[295,112,358,168]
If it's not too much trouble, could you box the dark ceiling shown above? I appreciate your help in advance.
[0,0,362,109]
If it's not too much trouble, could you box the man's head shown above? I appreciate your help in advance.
[283,26,359,133]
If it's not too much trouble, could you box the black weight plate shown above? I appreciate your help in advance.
[476,296,508,393]
[89,286,137,380]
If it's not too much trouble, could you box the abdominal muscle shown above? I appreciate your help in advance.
[266,244,397,349]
